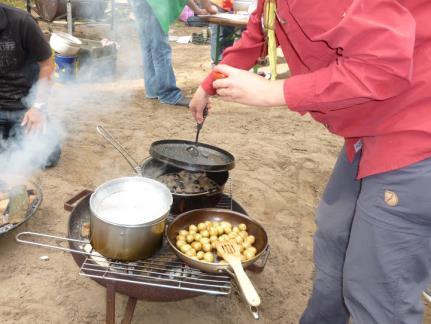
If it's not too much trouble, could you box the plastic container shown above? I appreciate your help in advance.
[54,54,78,82]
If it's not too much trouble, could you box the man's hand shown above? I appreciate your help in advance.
[21,107,45,134]
[212,65,286,107]
[189,85,212,123]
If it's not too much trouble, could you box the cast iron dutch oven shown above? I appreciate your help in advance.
[97,126,235,215]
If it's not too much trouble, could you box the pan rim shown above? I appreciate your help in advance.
[166,208,269,272]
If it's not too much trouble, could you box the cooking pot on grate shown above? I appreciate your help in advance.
[97,126,231,215]
[140,158,229,214]
[89,176,173,261]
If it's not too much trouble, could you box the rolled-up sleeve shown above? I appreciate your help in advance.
[284,0,416,114]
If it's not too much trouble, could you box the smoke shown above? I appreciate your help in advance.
[0,10,143,183]
[0,119,63,184]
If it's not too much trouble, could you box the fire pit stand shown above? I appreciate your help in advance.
[16,181,270,323]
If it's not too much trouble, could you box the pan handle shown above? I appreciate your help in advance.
[227,268,261,320]
[229,259,261,307]
[249,306,260,320]
[248,245,271,274]
[64,189,93,212]
[16,231,91,256]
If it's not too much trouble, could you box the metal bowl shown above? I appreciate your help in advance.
[166,208,268,273]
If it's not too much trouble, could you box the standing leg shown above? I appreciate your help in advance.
[129,0,183,105]
[121,297,137,324]
[106,283,116,324]
[146,3,183,105]
[129,0,158,99]
[212,24,222,65]
[300,147,361,324]
[343,157,431,324]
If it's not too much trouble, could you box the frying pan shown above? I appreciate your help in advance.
[166,208,268,306]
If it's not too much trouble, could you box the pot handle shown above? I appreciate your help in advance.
[96,125,143,176]
[64,189,93,212]
[248,245,271,274]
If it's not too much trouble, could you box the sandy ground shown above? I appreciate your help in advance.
[0,16,430,324]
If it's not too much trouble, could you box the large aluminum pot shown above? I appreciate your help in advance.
[89,177,172,261]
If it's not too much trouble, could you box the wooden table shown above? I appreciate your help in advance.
[200,13,249,64]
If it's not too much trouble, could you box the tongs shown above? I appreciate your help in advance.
[96,125,143,176]
[187,106,209,157]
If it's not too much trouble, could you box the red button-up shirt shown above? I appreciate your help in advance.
[202,0,431,178]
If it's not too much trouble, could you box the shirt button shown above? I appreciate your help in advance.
[275,11,287,24]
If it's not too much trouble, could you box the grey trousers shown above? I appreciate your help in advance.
[300,148,431,324]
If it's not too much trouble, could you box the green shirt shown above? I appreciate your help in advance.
[147,0,189,34]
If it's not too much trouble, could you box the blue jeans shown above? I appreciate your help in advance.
[128,0,183,105]
[0,109,61,168]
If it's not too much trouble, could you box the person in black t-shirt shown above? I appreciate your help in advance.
[0,4,60,168]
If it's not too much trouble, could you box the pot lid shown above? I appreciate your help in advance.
[149,140,235,172]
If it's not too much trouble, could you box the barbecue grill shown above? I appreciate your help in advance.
[16,180,270,323]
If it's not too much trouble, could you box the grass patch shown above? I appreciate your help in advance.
[0,0,26,9]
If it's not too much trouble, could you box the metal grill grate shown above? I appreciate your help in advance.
[79,178,238,296]
[79,243,232,295]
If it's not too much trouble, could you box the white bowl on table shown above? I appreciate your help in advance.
[50,32,82,56]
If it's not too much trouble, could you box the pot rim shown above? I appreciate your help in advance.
[90,176,173,227]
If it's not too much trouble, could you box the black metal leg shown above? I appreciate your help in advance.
[121,298,137,324]
[106,283,116,324]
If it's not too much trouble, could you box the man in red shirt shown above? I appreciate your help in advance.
[190,0,431,323]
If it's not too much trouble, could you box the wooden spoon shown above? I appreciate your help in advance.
[216,240,261,307]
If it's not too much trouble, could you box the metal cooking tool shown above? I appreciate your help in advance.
[166,208,268,312]
[149,140,235,172]
[97,125,143,176]
[217,241,261,307]
[166,208,268,272]
[187,106,209,157]
[89,177,173,261]
[142,158,229,215]
[96,124,230,214]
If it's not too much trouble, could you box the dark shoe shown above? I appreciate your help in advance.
[43,146,62,169]
[175,96,191,108]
